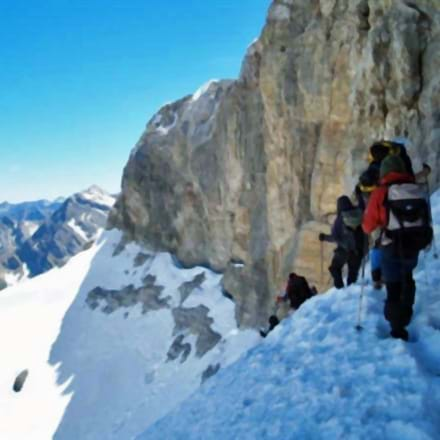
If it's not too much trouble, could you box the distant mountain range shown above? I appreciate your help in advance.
[0,198,65,223]
[0,186,115,289]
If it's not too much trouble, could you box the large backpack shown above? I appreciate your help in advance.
[383,183,433,256]
[335,208,363,253]
[342,208,363,229]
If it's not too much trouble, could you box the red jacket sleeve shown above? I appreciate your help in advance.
[362,186,387,234]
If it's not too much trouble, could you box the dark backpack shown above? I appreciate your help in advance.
[383,183,433,256]
[286,274,313,309]
[338,208,363,252]
[341,208,363,229]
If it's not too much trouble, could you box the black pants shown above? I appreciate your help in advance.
[382,247,418,331]
[372,268,382,283]
[329,247,362,289]
[384,274,416,331]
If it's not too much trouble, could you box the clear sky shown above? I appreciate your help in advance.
[0,0,271,202]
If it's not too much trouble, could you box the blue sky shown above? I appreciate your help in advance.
[0,0,270,202]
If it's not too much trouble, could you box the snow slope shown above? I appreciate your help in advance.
[0,229,258,440]
[141,190,440,440]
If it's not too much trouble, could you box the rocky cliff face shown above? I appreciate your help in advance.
[111,0,440,326]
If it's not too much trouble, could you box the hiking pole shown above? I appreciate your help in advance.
[355,236,368,331]
[426,179,438,259]
[355,256,366,331]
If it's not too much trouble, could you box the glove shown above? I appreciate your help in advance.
[423,163,431,175]
[275,295,284,304]
[318,233,326,242]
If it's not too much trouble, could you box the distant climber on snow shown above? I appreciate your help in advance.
[319,196,367,289]
[260,273,317,337]
[362,155,433,341]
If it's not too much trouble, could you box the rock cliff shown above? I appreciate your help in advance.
[111,0,440,326]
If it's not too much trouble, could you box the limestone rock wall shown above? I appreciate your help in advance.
[111,0,440,326]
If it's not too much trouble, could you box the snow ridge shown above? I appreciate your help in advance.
[141,192,440,440]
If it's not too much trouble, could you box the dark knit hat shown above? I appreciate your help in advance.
[370,142,390,162]
[336,195,354,214]
[379,155,406,179]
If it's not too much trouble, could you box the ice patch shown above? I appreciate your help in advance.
[67,219,89,241]
[151,112,177,136]
[79,185,115,207]
[191,80,219,102]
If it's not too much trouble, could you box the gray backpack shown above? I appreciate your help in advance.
[383,183,433,256]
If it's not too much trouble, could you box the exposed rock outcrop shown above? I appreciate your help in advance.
[167,335,192,363]
[86,275,169,315]
[111,0,440,326]
[178,272,206,305]
[172,305,222,357]
[13,369,29,393]
[201,363,221,384]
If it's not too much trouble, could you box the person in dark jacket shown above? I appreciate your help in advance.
[319,196,367,289]
[362,155,419,341]
[276,272,317,309]
[260,273,317,337]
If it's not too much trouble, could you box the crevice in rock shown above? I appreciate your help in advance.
[404,2,431,23]
[357,0,371,32]
[405,3,431,120]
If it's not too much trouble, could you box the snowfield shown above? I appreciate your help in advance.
[1,189,440,440]
[0,230,258,440]
[141,190,440,440]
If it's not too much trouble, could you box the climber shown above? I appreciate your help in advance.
[260,273,317,337]
[355,140,431,289]
[355,166,380,211]
[362,155,433,341]
[319,196,367,289]
[354,166,384,289]
[367,140,431,183]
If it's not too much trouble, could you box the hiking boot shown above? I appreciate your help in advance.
[329,268,344,289]
[390,328,409,342]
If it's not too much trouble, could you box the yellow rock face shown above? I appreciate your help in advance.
[111,0,440,326]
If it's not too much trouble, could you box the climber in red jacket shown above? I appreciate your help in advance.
[362,155,426,341]
[362,167,415,234]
